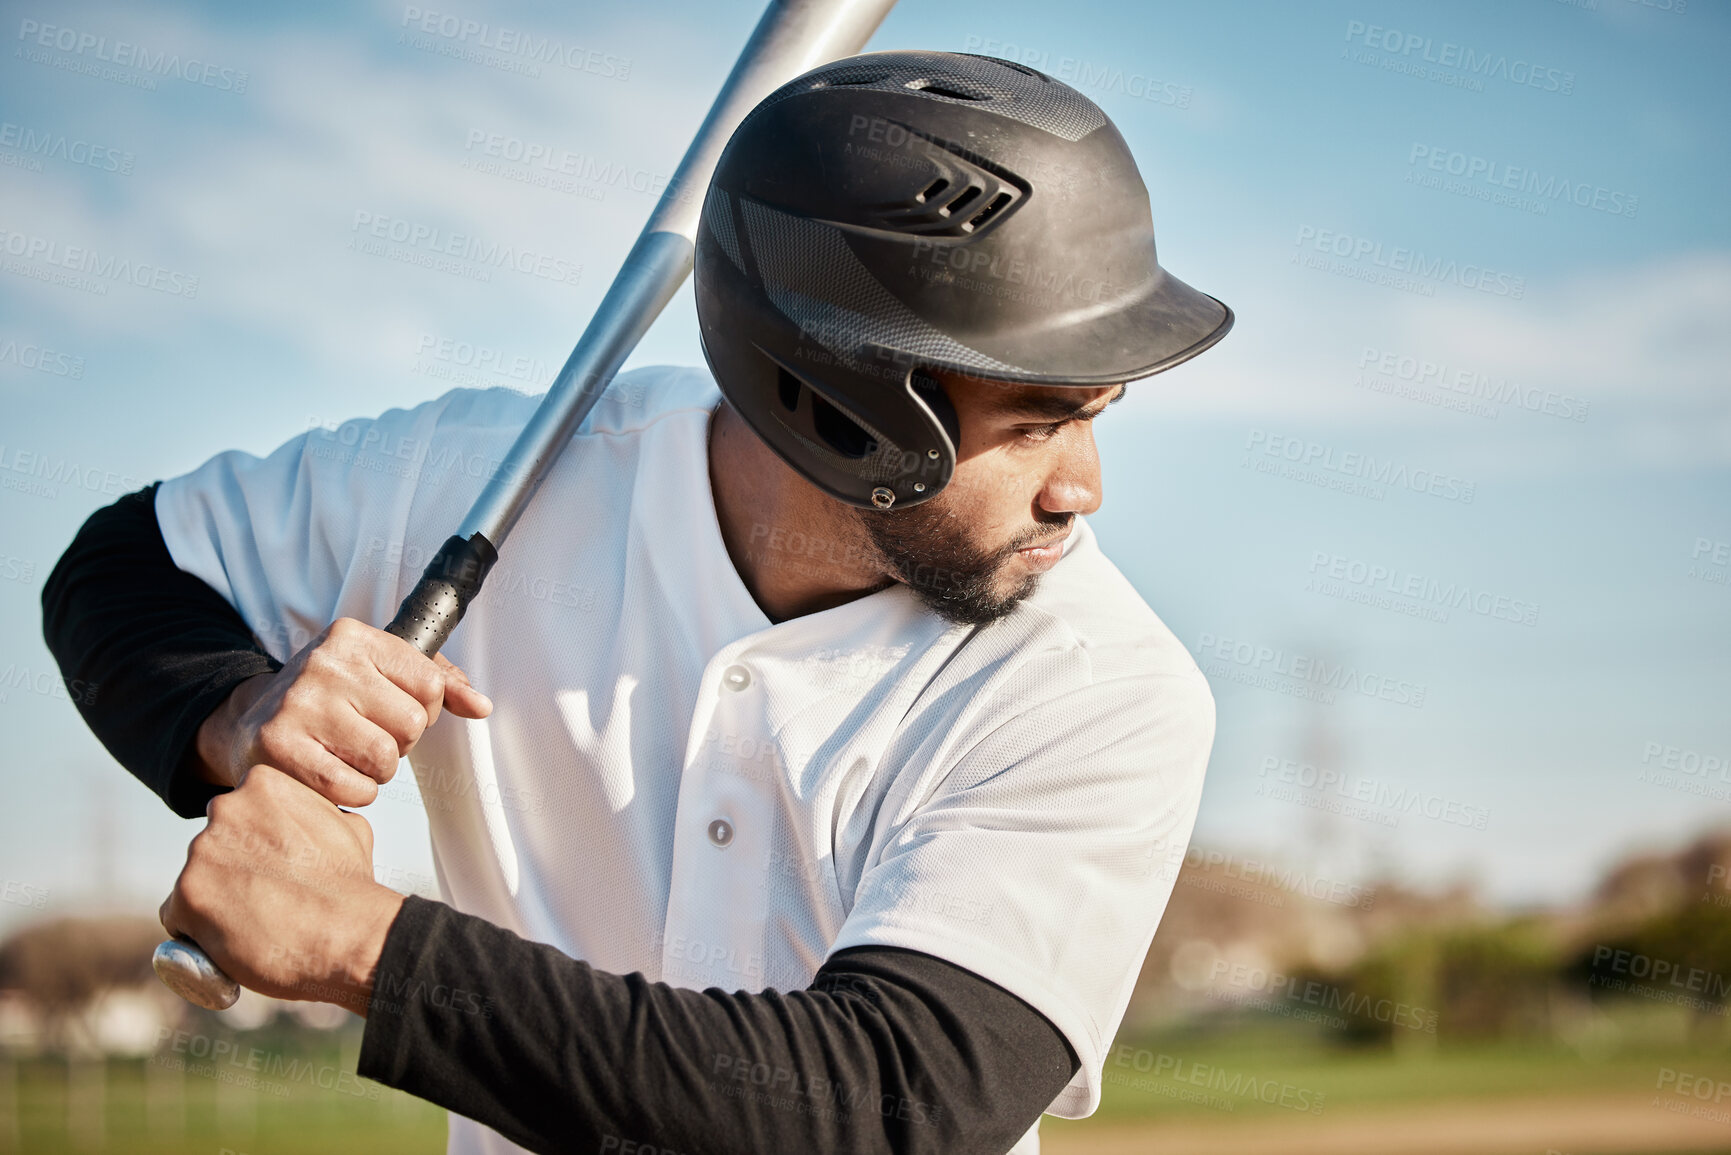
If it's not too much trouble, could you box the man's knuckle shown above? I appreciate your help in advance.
[176,873,211,912]
[368,737,399,773]
[256,716,295,755]
[304,648,343,680]
[280,679,318,712]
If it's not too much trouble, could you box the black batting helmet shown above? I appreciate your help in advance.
[695,50,1232,510]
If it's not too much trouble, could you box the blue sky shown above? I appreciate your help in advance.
[1,0,1726,932]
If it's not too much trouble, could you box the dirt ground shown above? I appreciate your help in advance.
[1041,1093,1731,1155]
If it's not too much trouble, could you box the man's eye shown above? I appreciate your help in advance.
[1020,422,1063,442]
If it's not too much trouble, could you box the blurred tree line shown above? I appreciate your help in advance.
[1283,832,1731,1047]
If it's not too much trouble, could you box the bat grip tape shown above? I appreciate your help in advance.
[384,533,498,658]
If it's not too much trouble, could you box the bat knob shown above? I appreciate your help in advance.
[153,938,241,1011]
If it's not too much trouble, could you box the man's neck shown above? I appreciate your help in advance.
[707,401,892,623]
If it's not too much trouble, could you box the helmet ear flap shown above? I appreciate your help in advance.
[910,369,960,454]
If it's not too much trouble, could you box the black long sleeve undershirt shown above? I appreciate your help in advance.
[40,486,1082,1152]
[362,897,1078,1155]
[41,483,281,817]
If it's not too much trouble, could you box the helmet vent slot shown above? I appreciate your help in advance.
[905,78,988,101]
[776,367,800,412]
[964,191,1014,232]
[776,367,876,458]
[861,144,1026,239]
[941,186,981,217]
[823,71,889,87]
[809,389,877,459]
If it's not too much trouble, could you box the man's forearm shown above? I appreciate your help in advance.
[356,897,1077,1155]
[191,671,274,789]
[41,484,283,816]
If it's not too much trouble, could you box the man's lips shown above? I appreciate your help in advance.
[1014,529,1071,570]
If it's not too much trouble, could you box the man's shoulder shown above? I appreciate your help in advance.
[577,365,722,438]
[397,365,720,442]
[1012,520,1208,692]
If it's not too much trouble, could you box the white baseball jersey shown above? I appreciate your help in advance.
[155,366,1214,1154]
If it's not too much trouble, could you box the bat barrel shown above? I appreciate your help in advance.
[455,229,695,545]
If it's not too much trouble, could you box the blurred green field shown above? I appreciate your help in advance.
[1084,1011,1731,1122]
[5,1004,1731,1153]
[1043,1003,1731,1154]
[0,1044,447,1155]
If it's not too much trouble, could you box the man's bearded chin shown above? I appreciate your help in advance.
[857,493,1073,626]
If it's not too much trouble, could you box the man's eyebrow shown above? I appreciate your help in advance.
[991,383,1127,422]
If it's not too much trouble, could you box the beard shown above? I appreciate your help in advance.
[856,495,1073,627]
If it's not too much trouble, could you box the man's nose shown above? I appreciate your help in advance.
[1037,424,1103,517]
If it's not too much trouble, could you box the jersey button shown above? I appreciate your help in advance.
[721,664,752,692]
[707,818,734,848]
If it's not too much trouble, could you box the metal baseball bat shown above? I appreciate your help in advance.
[153,0,900,1012]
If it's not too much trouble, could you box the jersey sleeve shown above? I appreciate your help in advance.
[359,901,1078,1155]
[152,391,493,662]
[827,665,1214,1119]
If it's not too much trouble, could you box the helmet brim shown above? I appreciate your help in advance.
[918,265,1234,388]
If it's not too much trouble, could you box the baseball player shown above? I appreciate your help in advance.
[43,52,1230,1155]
